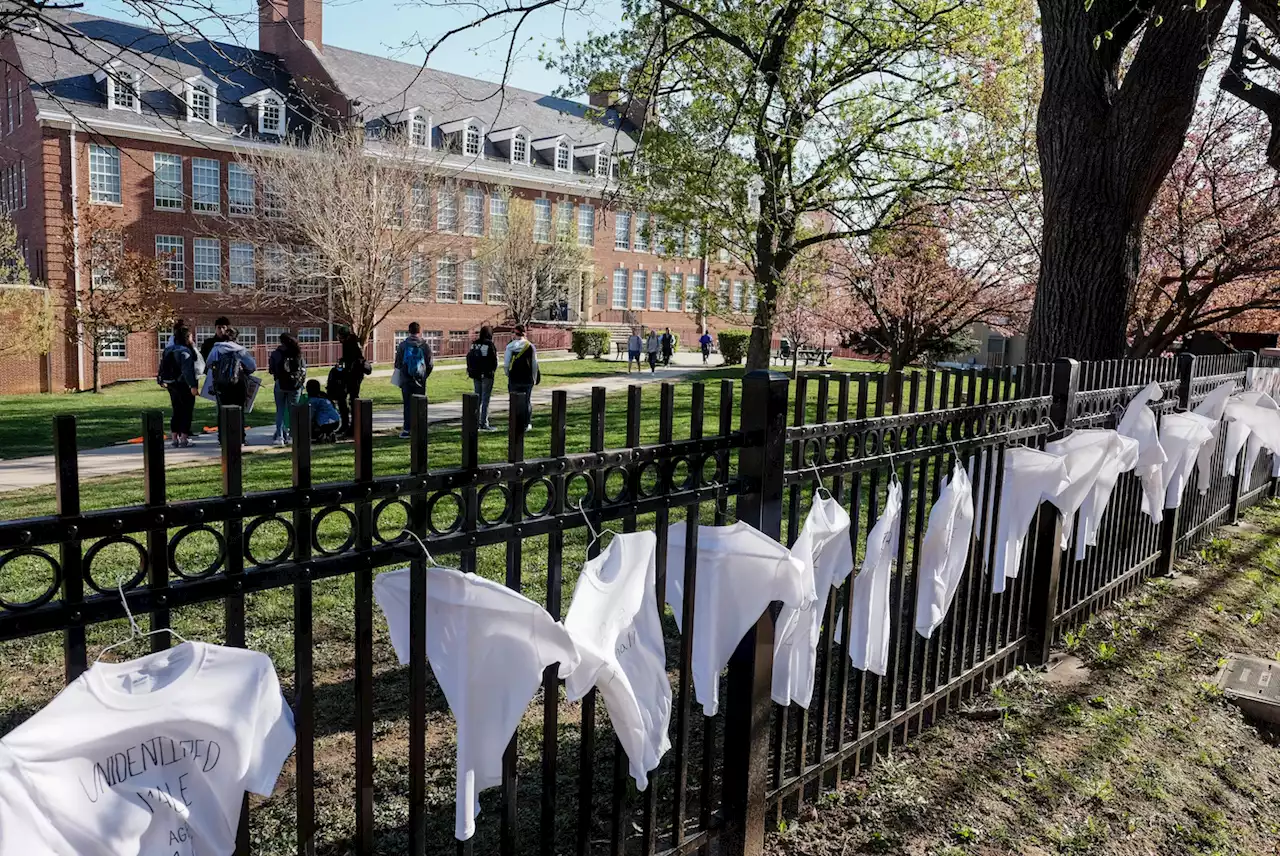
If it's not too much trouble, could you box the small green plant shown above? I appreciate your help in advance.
[1094,641,1118,664]
[777,819,788,834]
[1188,630,1205,649]
[1247,609,1265,627]
[951,823,981,842]
[570,328,611,359]
[717,329,751,364]
[1064,627,1086,652]
[1213,601,1225,614]
[1198,681,1224,700]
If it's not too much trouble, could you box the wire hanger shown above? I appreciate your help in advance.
[809,462,833,501]
[96,576,190,664]
[578,497,621,553]
[400,530,460,572]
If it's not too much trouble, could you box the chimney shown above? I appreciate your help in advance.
[259,0,323,56]
[258,0,287,55]
[287,0,323,52]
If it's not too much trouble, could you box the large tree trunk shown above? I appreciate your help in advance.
[1028,0,1231,363]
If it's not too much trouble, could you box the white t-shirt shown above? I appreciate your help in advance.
[914,463,975,639]
[562,531,671,790]
[992,447,1070,594]
[1193,382,1236,493]
[373,567,580,841]
[0,642,295,856]
[666,520,812,716]
[771,495,854,707]
[1072,433,1140,560]
[1160,411,1217,510]
[1045,430,1139,560]
[1117,382,1169,525]
[848,481,902,676]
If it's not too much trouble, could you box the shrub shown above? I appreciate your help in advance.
[718,329,750,364]
[571,328,611,359]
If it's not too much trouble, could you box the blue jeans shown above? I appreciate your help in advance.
[401,379,426,433]
[473,376,494,427]
[273,384,300,441]
[510,382,534,428]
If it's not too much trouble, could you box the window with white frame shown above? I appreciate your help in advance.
[668,273,682,311]
[437,190,457,232]
[747,282,758,311]
[673,228,686,258]
[462,260,482,302]
[689,230,702,259]
[464,189,484,236]
[557,202,573,240]
[615,211,631,250]
[577,205,595,247]
[424,330,442,351]
[192,157,219,213]
[631,270,646,309]
[450,330,469,350]
[88,144,121,204]
[227,163,254,215]
[719,278,730,310]
[634,212,650,252]
[196,326,215,348]
[157,330,168,353]
[732,279,744,310]
[90,236,121,289]
[410,114,429,147]
[409,253,430,299]
[293,247,322,296]
[555,141,571,172]
[98,327,127,360]
[411,181,429,229]
[436,256,457,301]
[490,195,509,237]
[263,180,283,219]
[264,326,287,346]
[533,199,552,243]
[229,242,255,290]
[612,269,628,308]
[156,235,184,289]
[487,267,505,303]
[260,96,284,135]
[298,327,321,345]
[237,326,258,349]
[394,330,409,348]
[153,153,183,210]
[464,123,482,156]
[512,133,528,164]
[650,272,665,310]
[595,152,610,178]
[188,82,214,123]
[684,275,698,312]
[264,245,287,293]
[194,239,221,291]
[109,72,138,111]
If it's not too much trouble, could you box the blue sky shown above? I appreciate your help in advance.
[78,0,621,99]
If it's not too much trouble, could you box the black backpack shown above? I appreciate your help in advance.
[280,352,306,391]
[466,343,486,379]
[157,348,180,386]
[211,350,244,395]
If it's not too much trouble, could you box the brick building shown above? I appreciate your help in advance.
[0,2,755,393]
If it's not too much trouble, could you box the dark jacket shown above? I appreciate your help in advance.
[200,334,222,363]
[340,337,369,381]
[469,338,498,379]
[660,333,674,353]
[327,364,347,396]
[161,343,198,389]
[269,345,305,388]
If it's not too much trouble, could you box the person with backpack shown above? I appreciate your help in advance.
[158,321,200,448]
[200,315,231,364]
[504,324,539,431]
[338,329,372,438]
[202,327,257,442]
[327,362,350,436]
[394,322,434,439]
[268,332,306,447]
[699,331,713,364]
[645,329,661,373]
[467,325,499,431]
[661,328,674,366]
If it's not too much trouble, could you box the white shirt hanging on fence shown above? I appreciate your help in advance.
[1117,382,1169,525]
[374,567,580,841]
[1045,429,1140,561]
[772,494,854,707]
[914,462,975,639]
[1222,392,1280,478]
[0,642,295,856]
[1193,382,1236,495]
[562,531,670,790]
[1159,411,1218,510]
[666,520,813,716]
[1073,433,1140,560]
[848,481,903,676]
[992,447,1071,594]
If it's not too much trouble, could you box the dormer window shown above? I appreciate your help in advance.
[410,114,429,147]
[573,144,609,178]
[556,141,571,172]
[596,152,610,178]
[240,89,285,136]
[182,75,218,124]
[465,123,481,156]
[488,127,531,165]
[440,117,484,157]
[94,64,140,114]
[513,133,528,164]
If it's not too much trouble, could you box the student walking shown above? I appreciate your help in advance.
[466,325,499,431]
[268,332,306,446]
[627,330,643,373]
[394,322,434,438]
[203,327,257,443]
[699,332,713,364]
[645,330,660,373]
[158,322,199,447]
[661,328,674,366]
[338,329,371,438]
[504,324,539,431]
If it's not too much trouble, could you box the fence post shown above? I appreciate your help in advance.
[1022,358,1078,667]
[1228,352,1257,524]
[1157,353,1197,575]
[723,369,789,856]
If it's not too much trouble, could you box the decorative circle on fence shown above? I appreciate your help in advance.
[372,499,412,545]
[311,507,358,557]
[478,484,510,526]
[0,547,62,611]
[524,477,555,518]
[671,458,693,491]
[244,516,296,566]
[637,464,661,499]
[804,439,822,467]
[603,467,629,503]
[698,454,719,486]
[565,473,594,508]
[84,535,148,593]
[168,524,227,580]
[427,492,463,535]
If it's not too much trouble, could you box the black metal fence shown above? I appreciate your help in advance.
[0,353,1272,856]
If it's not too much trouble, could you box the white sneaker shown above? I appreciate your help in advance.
[399,430,411,439]
[272,437,285,447]
[526,423,533,431]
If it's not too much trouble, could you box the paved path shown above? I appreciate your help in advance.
[0,356,721,493]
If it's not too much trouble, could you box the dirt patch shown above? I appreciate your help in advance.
[770,501,1280,856]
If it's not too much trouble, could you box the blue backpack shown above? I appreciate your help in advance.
[402,341,428,379]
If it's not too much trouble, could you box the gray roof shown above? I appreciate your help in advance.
[12,10,297,143]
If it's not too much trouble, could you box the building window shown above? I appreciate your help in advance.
[188,82,214,123]
[557,202,574,240]
[577,205,595,247]
[490,195,509,236]
[192,157,220,213]
[264,245,288,293]
[437,190,457,232]
[195,326,215,348]
[394,330,410,348]
[294,246,321,295]
[533,199,552,243]
[651,273,665,311]
[631,270,646,309]
[673,228,686,258]
[487,267,505,303]
[264,326,287,346]
[411,181,430,229]
[88,144,121,204]
[99,327,127,360]
[194,238,221,291]
[555,141,571,172]
[89,236,121,289]
[409,253,430,299]
[260,96,284,135]
[450,329,469,350]
[19,160,25,209]
[464,189,484,236]
[109,72,138,111]
[424,330,442,352]
[612,269,628,308]
[732,279,745,310]
[237,326,258,349]
[684,275,698,312]
[512,133,528,164]
[634,212,650,253]
[227,163,254,215]
[462,260,482,302]
[298,327,321,345]
[436,256,457,301]
[230,242,256,290]
[263,181,284,219]
[153,153,183,210]
[156,235,184,289]
[719,278,730,310]
[689,230,702,259]
[668,273,682,311]
[410,114,429,147]
[465,123,481,156]
[595,152,610,178]
[747,282,758,311]
[614,211,631,251]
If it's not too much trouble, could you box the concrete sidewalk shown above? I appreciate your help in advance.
[0,357,722,493]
